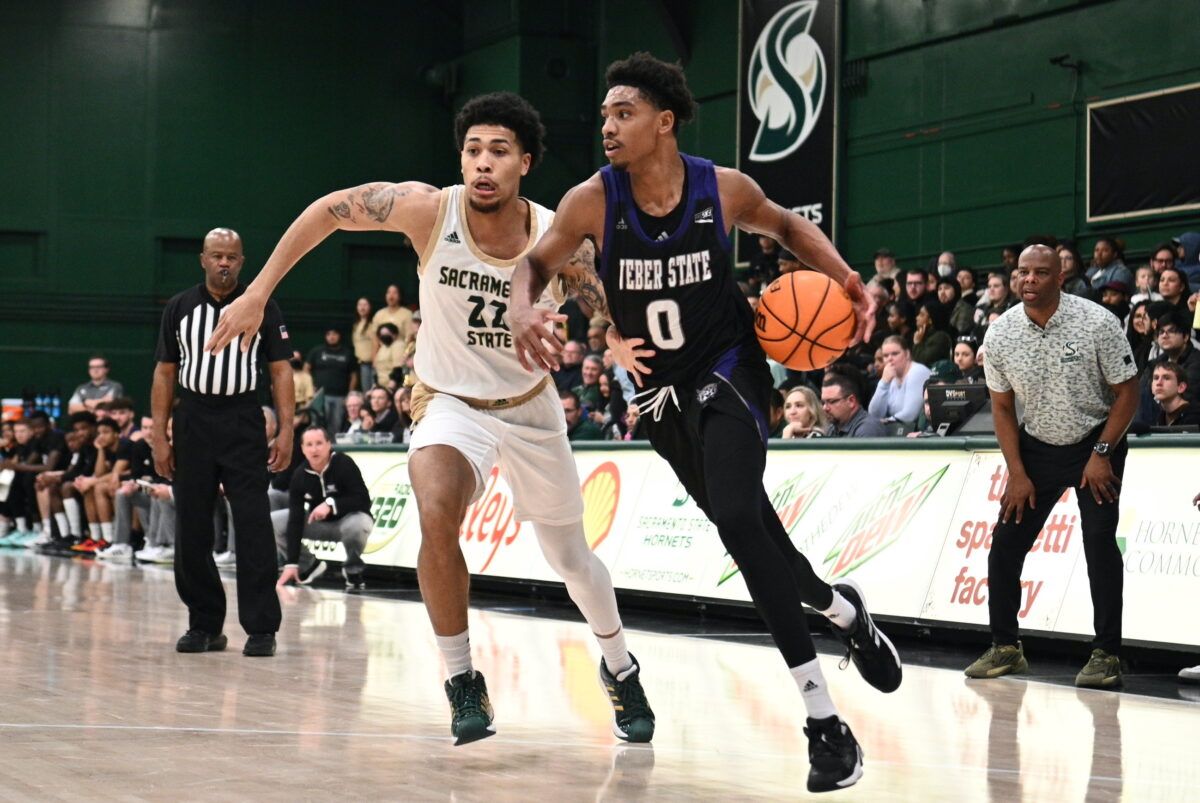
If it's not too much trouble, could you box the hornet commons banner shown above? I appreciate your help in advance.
[738,0,839,260]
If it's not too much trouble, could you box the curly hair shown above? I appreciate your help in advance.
[605,52,696,132]
[454,92,546,168]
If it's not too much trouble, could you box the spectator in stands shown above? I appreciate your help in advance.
[1057,244,1091,298]
[934,251,957,280]
[912,300,954,367]
[777,249,802,275]
[869,335,932,429]
[1127,300,1155,372]
[308,327,356,433]
[1087,236,1133,291]
[290,350,315,414]
[1177,232,1200,286]
[372,323,404,392]
[1151,311,1200,403]
[873,247,899,282]
[1098,281,1131,323]
[275,427,375,591]
[68,356,125,414]
[937,277,975,336]
[1157,267,1191,315]
[366,386,397,434]
[901,267,930,313]
[1149,361,1200,427]
[953,336,985,383]
[974,271,1016,330]
[561,389,602,441]
[883,302,914,344]
[623,403,645,441]
[592,371,627,440]
[1130,265,1162,307]
[101,398,140,441]
[71,417,121,552]
[821,374,885,437]
[746,236,781,292]
[351,297,375,392]
[781,386,830,438]
[340,391,365,434]
[574,355,604,412]
[957,268,979,306]
[586,322,607,356]
[1150,241,1177,278]
[1001,244,1020,273]
[552,340,585,392]
[766,389,786,437]
[370,284,414,357]
[391,387,414,444]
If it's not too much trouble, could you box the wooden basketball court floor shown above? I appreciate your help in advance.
[0,551,1194,801]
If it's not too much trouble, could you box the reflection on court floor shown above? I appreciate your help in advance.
[0,553,1192,801]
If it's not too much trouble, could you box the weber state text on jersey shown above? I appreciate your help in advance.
[416,185,560,399]
[597,154,760,388]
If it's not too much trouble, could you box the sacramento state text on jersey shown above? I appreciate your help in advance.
[437,265,513,349]
[617,250,713,290]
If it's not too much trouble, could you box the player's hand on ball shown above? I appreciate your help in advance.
[510,305,568,372]
[207,292,265,353]
[606,326,654,388]
[842,273,876,346]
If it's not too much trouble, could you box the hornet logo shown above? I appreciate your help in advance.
[747,1,827,162]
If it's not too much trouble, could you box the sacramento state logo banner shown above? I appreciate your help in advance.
[738,0,838,250]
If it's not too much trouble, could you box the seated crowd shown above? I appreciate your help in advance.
[745,230,1200,439]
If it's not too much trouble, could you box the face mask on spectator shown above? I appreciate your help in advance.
[937,262,954,278]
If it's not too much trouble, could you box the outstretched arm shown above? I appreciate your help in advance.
[206,181,439,353]
[510,178,606,371]
[719,168,876,345]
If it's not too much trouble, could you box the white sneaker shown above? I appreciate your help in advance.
[214,550,236,567]
[135,545,163,562]
[150,547,174,564]
[1179,665,1200,683]
[29,530,54,547]
[96,543,134,560]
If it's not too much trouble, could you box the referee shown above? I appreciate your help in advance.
[151,228,295,657]
[965,244,1139,688]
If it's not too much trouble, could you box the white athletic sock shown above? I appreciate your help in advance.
[88,522,101,540]
[100,522,113,541]
[791,658,838,720]
[820,589,857,632]
[15,517,28,532]
[435,630,473,680]
[64,498,82,536]
[597,628,633,677]
[54,512,69,538]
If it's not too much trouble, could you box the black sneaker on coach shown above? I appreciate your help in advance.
[830,578,902,693]
[243,633,276,657]
[805,715,863,793]
[343,567,366,592]
[176,629,228,653]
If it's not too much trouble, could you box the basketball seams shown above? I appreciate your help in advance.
[757,273,854,370]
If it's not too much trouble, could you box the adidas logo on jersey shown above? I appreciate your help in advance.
[444,231,461,244]
[694,206,714,224]
[615,218,629,230]
[655,231,670,242]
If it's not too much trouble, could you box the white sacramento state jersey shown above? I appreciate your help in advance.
[415,185,561,399]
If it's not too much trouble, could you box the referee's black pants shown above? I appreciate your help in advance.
[988,425,1127,654]
[173,393,281,636]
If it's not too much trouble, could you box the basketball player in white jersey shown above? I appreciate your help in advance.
[206,93,654,746]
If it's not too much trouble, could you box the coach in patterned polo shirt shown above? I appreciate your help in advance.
[965,244,1139,689]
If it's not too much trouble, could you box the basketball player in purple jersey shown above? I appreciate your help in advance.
[511,53,900,793]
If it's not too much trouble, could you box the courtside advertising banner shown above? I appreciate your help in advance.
[336,443,1200,650]
[738,0,838,254]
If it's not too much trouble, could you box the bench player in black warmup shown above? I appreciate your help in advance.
[511,53,901,794]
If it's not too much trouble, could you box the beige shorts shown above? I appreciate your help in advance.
[407,382,584,525]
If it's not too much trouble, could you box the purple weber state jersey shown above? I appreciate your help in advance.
[597,154,762,389]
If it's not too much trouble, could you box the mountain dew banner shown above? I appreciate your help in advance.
[737,0,839,251]
[335,443,1200,650]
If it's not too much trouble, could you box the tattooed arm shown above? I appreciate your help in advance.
[559,238,610,322]
[206,181,439,353]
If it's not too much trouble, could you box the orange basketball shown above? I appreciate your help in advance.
[755,271,856,371]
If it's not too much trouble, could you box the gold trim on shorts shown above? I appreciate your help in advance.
[409,375,550,424]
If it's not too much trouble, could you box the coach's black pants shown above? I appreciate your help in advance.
[173,394,280,635]
[641,359,834,669]
[988,425,1126,653]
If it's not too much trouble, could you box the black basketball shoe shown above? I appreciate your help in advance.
[444,670,496,746]
[598,653,655,743]
[830,578,902,693]
[804,715,863,793]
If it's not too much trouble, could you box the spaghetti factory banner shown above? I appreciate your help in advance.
[321,444,1200,651]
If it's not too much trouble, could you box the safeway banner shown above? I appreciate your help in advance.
[738,0,839,251]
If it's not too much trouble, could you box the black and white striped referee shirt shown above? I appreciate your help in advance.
[155,283,291,396]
